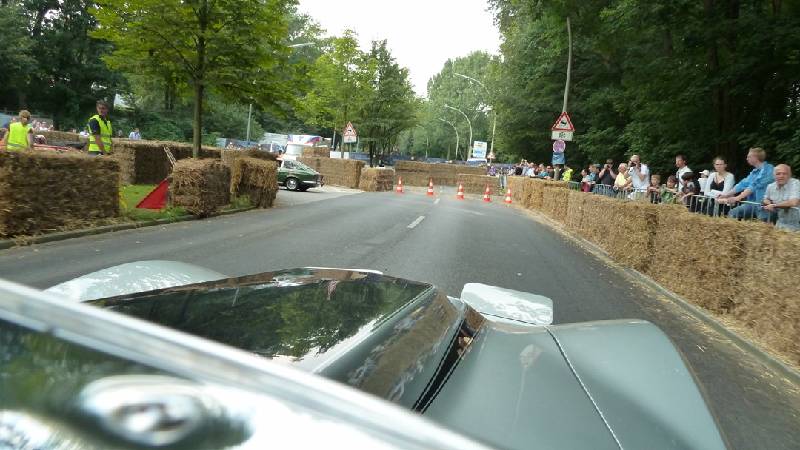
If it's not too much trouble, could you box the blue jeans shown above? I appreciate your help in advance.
[729,203,776,222]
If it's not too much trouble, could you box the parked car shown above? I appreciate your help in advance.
[278,159,323,191]
[0,262,728,450]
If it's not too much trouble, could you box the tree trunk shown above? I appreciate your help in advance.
[192,0,208,158]
[192,81,204,158]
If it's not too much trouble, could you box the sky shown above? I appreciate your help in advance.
[297,0,501,96]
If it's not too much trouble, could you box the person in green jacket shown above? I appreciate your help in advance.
[1,110,33,151]
[87,100,113,155]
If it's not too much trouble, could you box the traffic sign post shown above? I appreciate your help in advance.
[552,139,566,153]
[472,141,487,159]
[551,130,574,141]
[551,112,575,142]
[343,122,357,144]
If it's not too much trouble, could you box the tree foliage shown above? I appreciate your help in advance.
[91,0,293,155]
[489,0,800,177]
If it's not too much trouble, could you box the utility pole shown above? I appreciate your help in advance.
[562,16,572,114]
[454,72,497,159]
[246,103,252,142]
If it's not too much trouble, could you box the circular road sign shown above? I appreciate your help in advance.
[552,139,566,153]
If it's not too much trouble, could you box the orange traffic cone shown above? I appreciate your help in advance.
[483,185,492,203]
[456,183,465,200]
[396,177,404,194]
[427,178,435,196]
[504,188,513,204]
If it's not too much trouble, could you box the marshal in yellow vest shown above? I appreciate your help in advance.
[87,114,113,154]
[5,122,32,151]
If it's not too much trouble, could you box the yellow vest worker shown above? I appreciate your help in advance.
[561,168,573,182]
[2,110,33,151]
[87,100,113,155]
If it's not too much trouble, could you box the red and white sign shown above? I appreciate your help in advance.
[552,139,566,153]
[343,122,357,143]
[551,112,575,132]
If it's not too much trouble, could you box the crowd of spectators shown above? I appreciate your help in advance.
[501,148,799,231]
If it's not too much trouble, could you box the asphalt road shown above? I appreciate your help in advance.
[1,187,798,449]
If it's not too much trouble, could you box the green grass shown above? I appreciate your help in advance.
[120,184,188,221]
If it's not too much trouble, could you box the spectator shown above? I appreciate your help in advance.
[128,128,141,140]
[675,154,692,192]
[627,154,650,197]
[762,164,799,231]
[613,163,629,193]
[718,147,775,220]
[580,168,590,182]
[662,175,678,204]
[647,174,662,203]
[597,159,616,188]
[678,171,701,210]
[698,170,710,192]
[703,157,735,216]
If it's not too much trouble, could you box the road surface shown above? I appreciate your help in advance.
[0,187,798,449]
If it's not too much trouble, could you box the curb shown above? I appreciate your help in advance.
[513,205,800,385]
[0,207,255,250]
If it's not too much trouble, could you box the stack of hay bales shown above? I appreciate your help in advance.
[302,147,330,158]
[394,161,485,187]
[540,181,569,221]
[221,148,277,167]
[113,139,222,184]
[359,167,395,191]
[230,157,279,208]
[457,174,501,194]
[0,150,119,237]
[171,159,230,217]
[507,177,527,203]
[40,131,87,149]
[299,157,364,188]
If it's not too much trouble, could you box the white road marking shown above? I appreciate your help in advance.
[407,215,426,229]
[434,198,441,205]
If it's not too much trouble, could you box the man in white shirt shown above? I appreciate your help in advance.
[128,128,141,140]
[762,164,800,231]
[627,154,650,194]
[675,154,692,192]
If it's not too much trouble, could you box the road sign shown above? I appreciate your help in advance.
[343,122,357,144]
[472,141,487,158]
[551,112,575,132]
[551,130,574,141]
[487,151,496,160]
[552,139,566,153]
[552,152,565,165]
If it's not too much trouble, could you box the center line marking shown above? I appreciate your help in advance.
[407,215,426,229]
[434,198,441,205]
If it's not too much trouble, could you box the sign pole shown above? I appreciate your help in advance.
[562,16,572,114]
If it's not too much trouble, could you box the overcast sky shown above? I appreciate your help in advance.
[297,0,501,96]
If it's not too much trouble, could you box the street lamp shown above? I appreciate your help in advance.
[454,72,496,160]
[414,124,430,159]
[443,104,471,161]
[438,118,458,161]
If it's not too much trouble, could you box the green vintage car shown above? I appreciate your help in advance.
[278,159,323,191]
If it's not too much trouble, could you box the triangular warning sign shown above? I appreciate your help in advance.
[551,112,575,132]
[344,121,357,137]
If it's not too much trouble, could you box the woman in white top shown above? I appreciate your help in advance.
[703,156,735,216]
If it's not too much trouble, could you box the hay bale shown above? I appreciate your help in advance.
[299,157,364,188]
[221,148,277,167]
[39,131,87,149]
[507,177,527,203]
[230,157,278,208]
[359,167,395,192]
[565,190,588,230]
[395,161,485,187]
[541,184,570,222]
[113,139,222,185]
[302,147,330,158]
[0,150,119,237]
[171,159,230,217]
[457,174,501,195]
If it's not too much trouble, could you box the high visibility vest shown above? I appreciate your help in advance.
[6,122,32,151]
[561,168,573,181]
[87,114,113,153]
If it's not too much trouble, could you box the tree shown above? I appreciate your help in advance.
[0,2,36,111]
[358,40,418,166]
[91,0,292,156]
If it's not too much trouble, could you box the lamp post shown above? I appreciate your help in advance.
[414,124,429,159]
[454,72,496,160]
[443,104,471,160]
[438,118,458,161]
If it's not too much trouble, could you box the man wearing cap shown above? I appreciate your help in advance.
[87,100,113,155]
[1,110,34,151]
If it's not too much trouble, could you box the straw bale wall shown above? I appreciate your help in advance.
[0,150,119,237]
[40,131,87,148]
[230,157,278,208]
[221,148,277,167]
[359,168,395,192]
[457,174,501,195]
[394,161,485,187]
[302,147,330,158]
[171,159,230,217]
[507,177,527,203]
[517,180,800,365]
[299,157,364,188]
[113,139,222,185]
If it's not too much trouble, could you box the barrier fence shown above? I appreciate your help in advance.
[564,180,799,229]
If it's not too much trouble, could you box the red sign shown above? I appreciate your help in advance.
[551,112,575,132]
[552,139,566,153]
